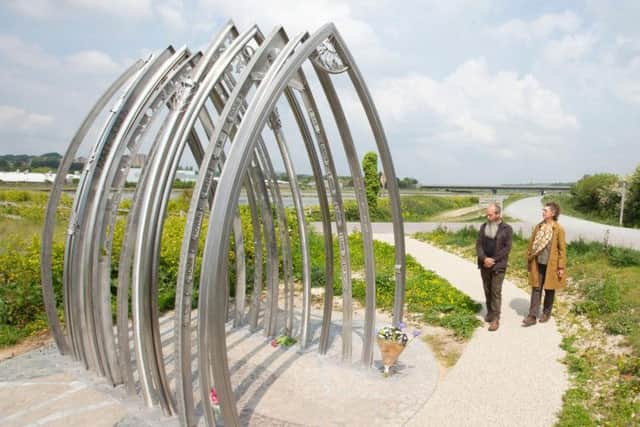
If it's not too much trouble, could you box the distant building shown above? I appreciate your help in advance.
[175,169,198,182]
[0,170,76,183]
[126,167,198,183]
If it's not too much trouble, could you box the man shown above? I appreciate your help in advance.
[476,203,513,331]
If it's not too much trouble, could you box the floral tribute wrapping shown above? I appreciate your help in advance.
[376,324,419,377]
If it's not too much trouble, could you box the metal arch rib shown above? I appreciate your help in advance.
[41,59,144,357]
[96,48,197,389]
[198,29,311,426]
[330,31,406,326]
[283,86,334,353]
[64,49,173,374]
[129,25,260,413]
[172,25,284,427]
[222,69,300,340]
[86,46,194,394]
[266,104,311,345]
[127,52,213,412]
[313,67,377,366]
[217,73,282,339]
[115,126,168,396]
[200,25,384,425]
[290,71,354,358]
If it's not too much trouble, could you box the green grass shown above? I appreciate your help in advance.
[1,189,481,349]
[0,324,28,347]
[415,227,640,426]
[305,194,479,222]
[295,229,481,339]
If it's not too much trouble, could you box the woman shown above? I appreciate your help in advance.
[522,201,567,326]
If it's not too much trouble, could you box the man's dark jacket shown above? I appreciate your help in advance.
[476,222,513,272]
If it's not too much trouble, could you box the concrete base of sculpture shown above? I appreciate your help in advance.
[0,304,437,426]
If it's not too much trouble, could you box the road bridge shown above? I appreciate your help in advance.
[418,184,572,195]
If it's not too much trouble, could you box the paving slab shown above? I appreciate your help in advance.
[0,303,438,426]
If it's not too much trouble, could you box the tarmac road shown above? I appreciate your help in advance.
[505,196,640,250]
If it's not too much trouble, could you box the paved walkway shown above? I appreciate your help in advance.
[0,233,568,426]
[375,234,568,427]
[506,196,640,250]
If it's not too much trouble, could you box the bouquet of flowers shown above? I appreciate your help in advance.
[376,323,420,377]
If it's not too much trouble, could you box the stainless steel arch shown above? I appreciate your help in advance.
[41,59,144,357]
[43,20,405,427]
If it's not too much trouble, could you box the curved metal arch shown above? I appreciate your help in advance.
[64,48,175,374]
[79,46,195,392]
[313,67,377,366]
[44,20,406,427]
[94,47,198,390]
[197,29,312,426]
[40,59,145,357]
[128,25,263,415]
[330,31,406,326]
[283,87,335,354]
[197,23,406,425]
[291,69,354,358]
[172,26,290,426]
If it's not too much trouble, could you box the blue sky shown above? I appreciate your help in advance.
[0,0,639,184]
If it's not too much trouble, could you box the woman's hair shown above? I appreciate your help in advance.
[545,202,561,220]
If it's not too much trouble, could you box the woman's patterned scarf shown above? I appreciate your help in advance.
[531,222,554,257]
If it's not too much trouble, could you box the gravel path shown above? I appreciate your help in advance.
[375,234,568,427]
[506,196,640,249]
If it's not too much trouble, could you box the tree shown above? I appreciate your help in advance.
[362,151,380,212]
[571,173,620,216]
[624,165,640,226]
[398,177,418,189]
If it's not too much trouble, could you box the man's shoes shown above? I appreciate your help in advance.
[540,313,551,323]
[522,315,537,327]
[488,320,499,331]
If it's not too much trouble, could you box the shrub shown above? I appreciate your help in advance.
[362,152,380,212]
[623,164,640,226]
[571,173,621,216]
[0,235,64,327]
[607,246,640,267]
[437,311,481,340]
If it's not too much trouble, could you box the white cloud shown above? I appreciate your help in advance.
[543,33,597,63]
[0,34,124,77]
[65,50,123,74]
[612,55,640,104]
[195,0,390,63]
[0,105,54,131]
[156,1,186,32]
[0,34,59,70]
[7,0,153,20]
[5,0,57,19]
[491,11,581,41]
[67,0,153,18]
[374,58,578,147]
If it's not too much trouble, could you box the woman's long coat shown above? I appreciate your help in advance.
[527,221,567,289]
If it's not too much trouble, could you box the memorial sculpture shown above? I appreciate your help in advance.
[40,21,406,426]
